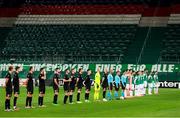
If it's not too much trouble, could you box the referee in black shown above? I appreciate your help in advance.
[13,66,21,110]
[102,68,108,102]
[53,68,60,105]
[25,66,34,109]
[5,66,14,112]
[63,69,71,104]
[38,68,46,107]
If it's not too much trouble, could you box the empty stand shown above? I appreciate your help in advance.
[2,25,137,63]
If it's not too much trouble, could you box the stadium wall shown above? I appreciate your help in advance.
[0,63,179,81]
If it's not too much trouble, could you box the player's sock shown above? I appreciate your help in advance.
[87,93,89,100]
[41,97,44,105]
[69,95,73,103]
[5,99,8,110]
[103,91,106,98]
[29,97,32,107]
[107,91,110,100]
[85,93,87,100]
[7,99,10,109]
[14,97,17,107]
[38,96,41,106]
[77,93,80,101]
[63,95,68,104]
[26,97,30,107]
[53,95,58,104]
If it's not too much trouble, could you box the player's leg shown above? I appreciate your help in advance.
[63,91,69,104]
[85,88,90,102]
[5,90,12,112]
[77,88,82,103]
[107,83,113,100]
[130,84,134,97]
[102,87,107,101]
[69,87,74,104]
[114,83,119,99]
[13,92,19,110]
[53,88,59,104]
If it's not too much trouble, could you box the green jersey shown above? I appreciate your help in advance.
[148,75,153,83]
[134,75,140,85]
[143,74,148,81]
[154,74,159,83]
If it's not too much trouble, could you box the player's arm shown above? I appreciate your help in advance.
[83,77,87,87]
[54,78,59,86]
[76,77,79,86]
[4,77,9,88]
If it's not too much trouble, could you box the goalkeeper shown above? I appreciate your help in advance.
[94,67,101,101]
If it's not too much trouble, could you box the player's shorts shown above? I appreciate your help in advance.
[108,83,113,91]
[53,86,59,93]
[63,85,70,92]
[39,86,45,94]
[102,82,108,89]
[6,88,12,97]
[131,84,135,91]
[114,83,120,91]
[121,82,126,90]
[14,86,20,94]
[77,83,83,90]
[144,81,148,88]
[70,84,75,91]
[85,85,91,91]
[126,84,130,90]
[27,87,34,94]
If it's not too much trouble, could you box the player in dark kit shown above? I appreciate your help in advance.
[102,68,108,102]
[63,69,71,104]
[5,66,14,112]
[53,68,60,105]
[69,68,76,104]
[38,68,46,107]
[25,66,34,109]
[76,68,84,103]
[83,69,92,102]
[13,66,21,110]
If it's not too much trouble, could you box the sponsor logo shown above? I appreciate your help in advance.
[159,81,180,88]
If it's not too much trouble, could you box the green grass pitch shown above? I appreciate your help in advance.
[0,87,180,117]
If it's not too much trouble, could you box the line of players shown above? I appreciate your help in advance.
[4,66,159,112]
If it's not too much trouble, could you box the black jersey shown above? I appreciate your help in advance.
[27,72,33,89]
[64,74,70,86]
[53,73,59,88]
[77,74,83,86]
[84,75,91,86]
[13,72,19,89]
[70,74,76,86]
[5,72,12,88]
[39,73,45,88]
[102,72,108,87]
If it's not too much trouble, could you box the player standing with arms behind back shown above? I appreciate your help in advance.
[25,66,34,109]
[5,66,14,112]
[13,66,21,110]
[53,68,60,105]
[94,67,101,101]
[38,68,46,107]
